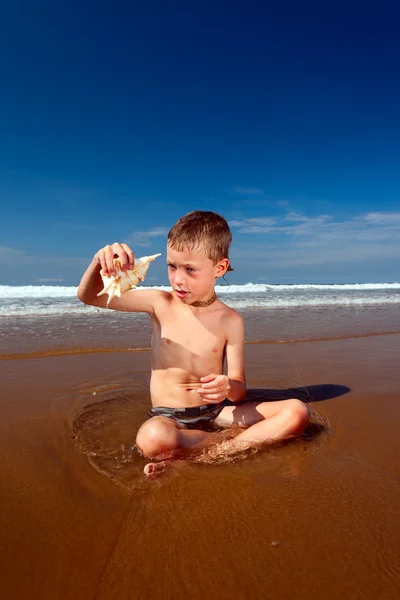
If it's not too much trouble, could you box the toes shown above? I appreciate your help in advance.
[144,462,165,479]
[144,463,155,477]
[143,464,151,476]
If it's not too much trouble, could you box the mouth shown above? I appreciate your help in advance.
[175,289,189,299]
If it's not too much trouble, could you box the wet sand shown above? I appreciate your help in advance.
[1,335,400,599]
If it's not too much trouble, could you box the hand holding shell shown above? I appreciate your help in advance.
[97,253,161,306]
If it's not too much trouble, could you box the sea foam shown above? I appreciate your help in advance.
[0,283,399,316]
[1,282,399,299]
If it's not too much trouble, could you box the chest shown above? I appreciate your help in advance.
[155,310,226,354]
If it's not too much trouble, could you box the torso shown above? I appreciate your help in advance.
[150,293,230,408]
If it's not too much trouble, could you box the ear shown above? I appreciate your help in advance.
[215,258,230,278]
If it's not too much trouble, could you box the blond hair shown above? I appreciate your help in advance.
[168,210,233,271]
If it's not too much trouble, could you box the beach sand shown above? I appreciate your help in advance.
[1,334,400,599]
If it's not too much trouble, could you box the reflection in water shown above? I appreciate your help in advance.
[69,388,333,490]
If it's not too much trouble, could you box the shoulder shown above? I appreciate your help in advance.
[219,302,243,323]
[217,304,244,357]
[152,290,176,312]
[218,302,244,334]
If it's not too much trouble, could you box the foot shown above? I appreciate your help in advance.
[143,460,170,479]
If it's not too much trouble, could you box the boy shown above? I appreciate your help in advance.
[77,210,309,478]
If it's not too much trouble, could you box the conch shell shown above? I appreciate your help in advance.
[97,253,161,306]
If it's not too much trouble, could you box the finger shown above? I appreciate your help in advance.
[104,245,117,276]
[200,377,225,390]
[200,382,224,391]
[200,374,216,384]
[121,244,135,269]
[201,394,224,403]
[198,387,217,395]
[110,242,128,271]
[198,387,221,396]
[98,253,109,276]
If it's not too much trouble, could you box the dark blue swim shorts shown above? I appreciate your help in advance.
[148,399,234,429]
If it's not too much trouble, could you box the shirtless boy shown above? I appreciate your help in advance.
[77,210,309,478]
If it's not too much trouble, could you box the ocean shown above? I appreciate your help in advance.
[1,283,400,356]
[1,282,400,315]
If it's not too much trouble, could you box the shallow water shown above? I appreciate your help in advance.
[1,303,399,356]
[67,382,332,490]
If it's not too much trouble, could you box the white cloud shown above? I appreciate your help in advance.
[284,212,332,224]
[0,246,25,256]
[127,227,168,247]
[229,217,276,228]
[36,278,65,282]
[229,211,400,268]
[363,212,400,224]
[0,246,30,265]
[232,186,264,195]
[0,246,90,284]
[0,246,87,267]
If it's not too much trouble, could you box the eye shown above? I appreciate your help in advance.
[186,267,196,273]
[167,263,176,270]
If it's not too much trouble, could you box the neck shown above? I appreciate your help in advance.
[189,291,217,308]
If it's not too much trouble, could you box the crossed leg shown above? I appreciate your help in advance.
[136,416,212,478]
[136,399,310,478]
[214,398,310,443]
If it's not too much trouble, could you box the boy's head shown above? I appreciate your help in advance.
[167,210,233,272]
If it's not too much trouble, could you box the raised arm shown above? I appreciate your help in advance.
[77,242,164,314]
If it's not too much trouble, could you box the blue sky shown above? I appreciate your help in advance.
[1,0,399,285]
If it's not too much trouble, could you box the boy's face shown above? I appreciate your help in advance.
[166,244,229,304]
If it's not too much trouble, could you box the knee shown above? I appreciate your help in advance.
[136,417,179,459]
[284,399,310,433]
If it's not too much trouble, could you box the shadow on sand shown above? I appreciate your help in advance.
[237,384,350,443]
[244,383,350,404]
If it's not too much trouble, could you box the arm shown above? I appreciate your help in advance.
[224,311,246,402]
[197,311,246,403]
[77,242,163,314]
[76,255,108,308]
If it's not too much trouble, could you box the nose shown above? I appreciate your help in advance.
[173,268,186,288]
